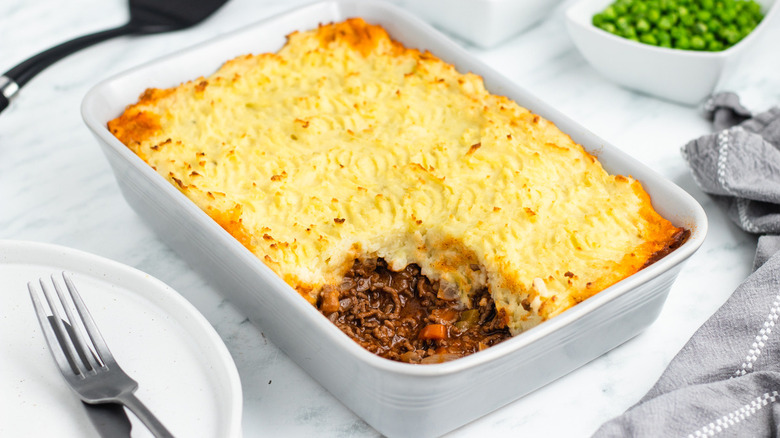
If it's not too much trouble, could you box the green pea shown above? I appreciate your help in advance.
[640,33,659,45]
[718,28,732,43]
[631,2,648,14]
[718,9,736,23]
[670,27,685,39]
[708,40,723,51]
[708,20,721,33]
[601,22,617,33]
[648,8,661,22]
[657,30,672,45]
[636,18,651,33]
[691,35,706,49]
[458,309,480,326]
[603,6,617,20]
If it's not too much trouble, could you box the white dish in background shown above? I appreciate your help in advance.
[565,0,779,105]
[396,0,565,48]
[0,240,242,438]
[81,1,707,437]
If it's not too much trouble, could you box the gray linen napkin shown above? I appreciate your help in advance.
[593,93,780,437]
[682,94,780,235]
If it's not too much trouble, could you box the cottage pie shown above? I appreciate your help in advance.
[108,18,687,363]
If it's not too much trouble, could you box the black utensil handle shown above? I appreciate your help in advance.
[0,23,134,115]
[0,75,17,114]
[5,24,135,87]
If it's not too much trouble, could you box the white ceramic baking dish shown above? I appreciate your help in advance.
[81,1,707,437]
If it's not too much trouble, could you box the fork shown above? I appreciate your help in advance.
[28,272,174,438]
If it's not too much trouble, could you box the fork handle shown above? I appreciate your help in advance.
[116,392,175,438]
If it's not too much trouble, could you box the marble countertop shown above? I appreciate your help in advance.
[2,0,778,436]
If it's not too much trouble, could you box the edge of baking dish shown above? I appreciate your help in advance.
[82,1,708,436]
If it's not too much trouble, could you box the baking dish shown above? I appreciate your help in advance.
[81,1,707,437]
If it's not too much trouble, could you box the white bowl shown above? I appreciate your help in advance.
[565,0,779,105]
[397,0,566,48]
[82,1,707,436]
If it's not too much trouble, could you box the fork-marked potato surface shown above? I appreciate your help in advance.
[109,18,686,338]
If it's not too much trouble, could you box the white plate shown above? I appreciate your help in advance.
[0,240,242,438]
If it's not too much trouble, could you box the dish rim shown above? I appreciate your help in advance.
[81,0,708,377]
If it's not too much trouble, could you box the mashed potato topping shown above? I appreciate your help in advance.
[108,18,685,335]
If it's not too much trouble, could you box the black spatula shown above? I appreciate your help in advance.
[0,0,230,114]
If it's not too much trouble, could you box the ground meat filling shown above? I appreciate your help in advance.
[317,258,511,364]
[642,228,691,268]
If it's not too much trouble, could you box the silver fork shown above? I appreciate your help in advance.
[28,272,174,438]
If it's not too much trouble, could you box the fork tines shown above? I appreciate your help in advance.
[28,272,113,378]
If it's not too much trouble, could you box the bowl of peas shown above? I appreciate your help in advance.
[565,0,778,105]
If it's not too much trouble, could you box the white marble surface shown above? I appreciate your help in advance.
[1,0,778,436]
